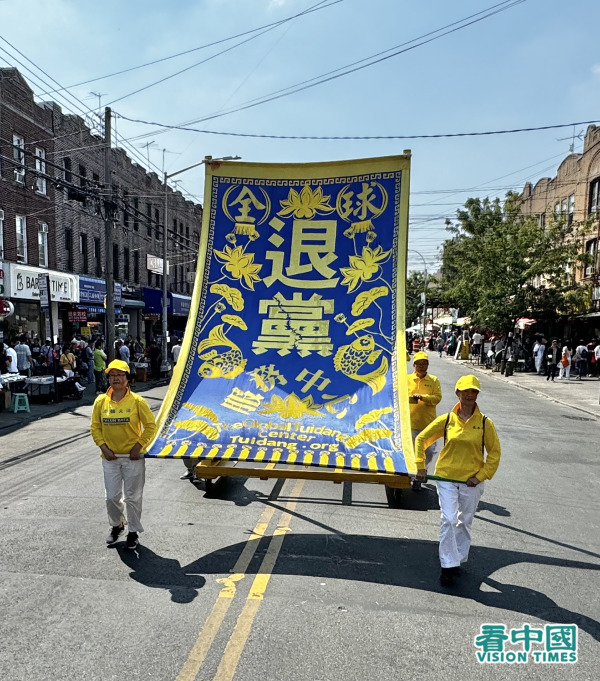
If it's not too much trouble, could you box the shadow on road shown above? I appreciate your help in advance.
[116,544,206,603]
[181,534,600,641]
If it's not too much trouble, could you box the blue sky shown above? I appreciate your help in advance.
[1,0,599,272]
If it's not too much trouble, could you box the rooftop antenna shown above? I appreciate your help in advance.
[556,126,584,153]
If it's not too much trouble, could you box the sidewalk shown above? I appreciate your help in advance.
[453,358,600,419]
[0,377,168,433]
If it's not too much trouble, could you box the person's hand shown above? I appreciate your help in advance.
[129,443,142,460]
[101,445,116,461]
[466,476,480,487]
[412,393,422,401]
[415,468,427,481]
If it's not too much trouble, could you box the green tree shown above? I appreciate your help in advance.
[440,193,586,332]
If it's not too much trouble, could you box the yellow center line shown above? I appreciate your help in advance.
[175,484,284,681]
[212,479,305,681]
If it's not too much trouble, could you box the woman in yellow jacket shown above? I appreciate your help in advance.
[90,360,157,549]
[414,374,501,586]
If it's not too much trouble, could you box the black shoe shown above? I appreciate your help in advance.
[125,532,139,550]
[106,524,125,546]
[180,469,195,480]
[439,567,459,586]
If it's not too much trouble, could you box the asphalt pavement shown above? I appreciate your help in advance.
[1,355,598,681]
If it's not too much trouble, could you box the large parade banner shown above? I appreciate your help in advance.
[147,155,415,475]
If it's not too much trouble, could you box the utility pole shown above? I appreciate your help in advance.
[104,107,115,361]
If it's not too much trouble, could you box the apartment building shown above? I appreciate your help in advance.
[0,67,202,344]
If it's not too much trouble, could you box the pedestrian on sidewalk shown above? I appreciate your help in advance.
[594,341,600,379]
[546,340,560,381]
[414,375,501,587]
[93,340,107,394]
[559,343,571,380]
[407,351,442,490]
[574,340,588,380]
[91,359,157,550]
[533,337,546,375]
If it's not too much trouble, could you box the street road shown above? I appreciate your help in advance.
[1,355,599,681]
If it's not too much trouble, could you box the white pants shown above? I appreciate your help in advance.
[436,480,484,568]
[412,428,436,467]
[559,363,570,379]
[102,457,146,533]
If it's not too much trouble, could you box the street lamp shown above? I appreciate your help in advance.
[161,155,240,372]
[408,249,427,338]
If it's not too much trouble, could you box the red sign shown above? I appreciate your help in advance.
[0,298,14,316]
[68,308,88,323]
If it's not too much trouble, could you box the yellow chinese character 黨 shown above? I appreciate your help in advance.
[252,292,334,357]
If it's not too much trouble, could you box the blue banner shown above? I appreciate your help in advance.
[147,156,414,475]
[79,275,122,306]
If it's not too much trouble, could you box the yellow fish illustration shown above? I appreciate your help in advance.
[197,324,247,379]
[333,334,388,394]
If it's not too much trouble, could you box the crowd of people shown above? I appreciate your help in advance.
[406,329,600,381]
[0,332,175,399]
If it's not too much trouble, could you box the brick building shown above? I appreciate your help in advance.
[520,124,600,328]
[0,67,202,345]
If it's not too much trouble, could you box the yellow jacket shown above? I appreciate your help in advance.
[407,372,442,430]
[90,388,157,457]
[415,404,501,482]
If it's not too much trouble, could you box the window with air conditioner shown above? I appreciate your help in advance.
[585,239,597,278]
[16,215,27,263]
[35,148,47,195]
[38,223,48,267]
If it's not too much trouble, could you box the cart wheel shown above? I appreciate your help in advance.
[385,485,402,509]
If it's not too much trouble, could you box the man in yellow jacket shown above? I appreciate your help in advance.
[407,351,442,489]
[91,359,157,549]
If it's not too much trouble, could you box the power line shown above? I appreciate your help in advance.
[123,0,528,140]
[105,0,342,107]
[116,115,600,141]
[39,0,345,95]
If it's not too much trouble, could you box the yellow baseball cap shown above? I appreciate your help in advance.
[413,351,429,362]
[105,359,131,374]
[455,374,481,392]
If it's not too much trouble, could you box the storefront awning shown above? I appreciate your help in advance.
[516,317,537,329]
[121,298,146,309]
[142,288,193,315]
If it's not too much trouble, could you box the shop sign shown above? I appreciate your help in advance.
[79,275,122,306]
[0,266,4,295]
[115,314,130,323]
[38,274,50,311]
[68,308,88,323]
[143,313,161,320]
[9,265,78,302]
[147,254,170,276]
[0,298,14,317]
